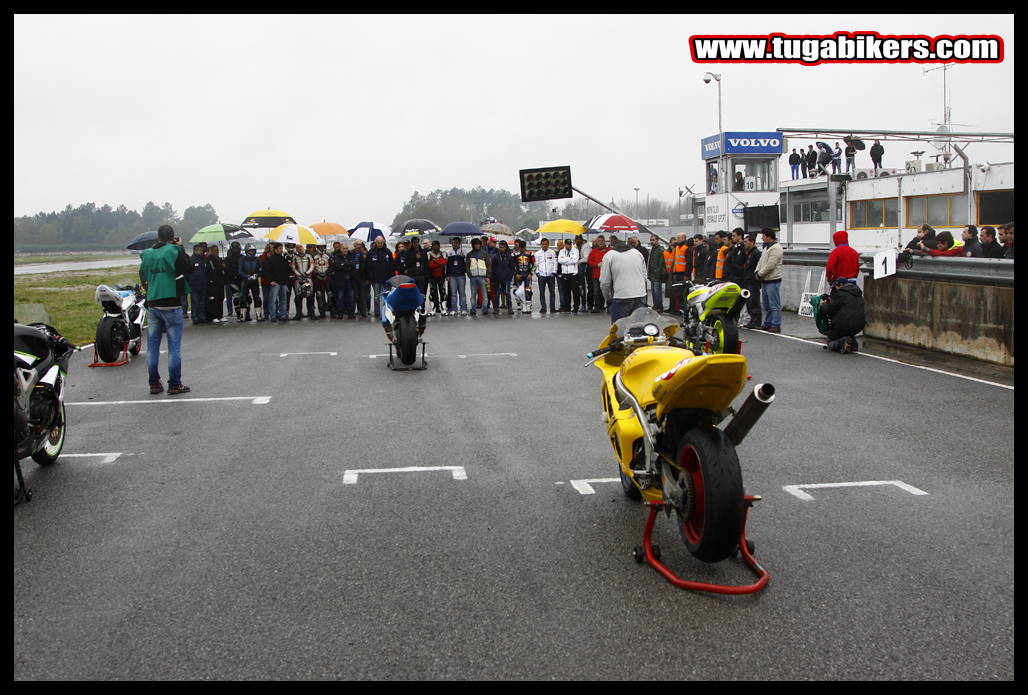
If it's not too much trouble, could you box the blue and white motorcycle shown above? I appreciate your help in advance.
[381,274,428,369]
[94,281,146,364]
[14,304,78,504]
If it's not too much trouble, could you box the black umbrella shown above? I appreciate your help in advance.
[816,141,834,166]
[394,219,442,236]
[127,230,160,250]
[843,136,866,151]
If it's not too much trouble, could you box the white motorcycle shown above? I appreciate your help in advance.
[94,281,147,363]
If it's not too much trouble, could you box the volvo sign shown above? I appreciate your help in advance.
[702,131,784,159]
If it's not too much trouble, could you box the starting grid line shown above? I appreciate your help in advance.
[66,396,271,406]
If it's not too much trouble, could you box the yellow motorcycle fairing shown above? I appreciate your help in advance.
[648,349,748,421]
[688,282,743,321]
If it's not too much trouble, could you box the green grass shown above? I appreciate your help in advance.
[14,254,136,266]
[14,267,144,347]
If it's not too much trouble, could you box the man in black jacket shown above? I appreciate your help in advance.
[820,278,865,353]
[262,243,291,322]
[980,226,1005,258]
[741,233,762,329]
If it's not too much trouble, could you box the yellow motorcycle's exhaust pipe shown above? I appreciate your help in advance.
[723,383,775,446]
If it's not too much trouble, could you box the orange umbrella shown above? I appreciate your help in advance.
[310,221,348,238]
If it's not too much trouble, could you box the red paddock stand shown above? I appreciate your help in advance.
[633,495,770,595]
[88,343,130,367]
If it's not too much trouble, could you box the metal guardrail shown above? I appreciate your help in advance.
[783,248,1014,287]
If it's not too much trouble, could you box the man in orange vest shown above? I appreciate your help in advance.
[714,231,730,279]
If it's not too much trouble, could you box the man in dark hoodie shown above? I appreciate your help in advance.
[819,278,865,353]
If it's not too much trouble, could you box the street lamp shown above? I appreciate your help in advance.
[704,72,722,193]
[634,188,640,218]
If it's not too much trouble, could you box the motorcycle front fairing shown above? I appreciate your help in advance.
[687,281,744,321]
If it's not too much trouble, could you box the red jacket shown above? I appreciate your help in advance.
[826,230,860,283]
[588,246,609,279]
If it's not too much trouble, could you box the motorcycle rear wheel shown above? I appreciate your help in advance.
[398,314,417,365]
[705,313,739,355]
[96,316,126,363]
[31,402,66,466]
[673,425,744,563]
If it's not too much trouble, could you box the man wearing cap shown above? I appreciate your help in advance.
[465,237,492,315]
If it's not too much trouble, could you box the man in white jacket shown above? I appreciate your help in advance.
[533,238,559,313]
[600,239,648,323]
[556,238,580,313]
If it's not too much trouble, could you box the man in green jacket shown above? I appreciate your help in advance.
[755,228,783,333]
[646,234,668,311]
[139,225,192,395]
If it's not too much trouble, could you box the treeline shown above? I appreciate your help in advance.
[390,186,685,233]
[14,202,219,253]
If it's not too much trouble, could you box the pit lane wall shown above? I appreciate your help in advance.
[781,251,1014,367]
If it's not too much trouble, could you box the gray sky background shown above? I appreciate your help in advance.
[14,14,1014,228]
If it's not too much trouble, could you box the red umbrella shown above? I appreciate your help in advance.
[585,213,640,233]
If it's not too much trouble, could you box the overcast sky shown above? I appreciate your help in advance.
[14,14,1014,228]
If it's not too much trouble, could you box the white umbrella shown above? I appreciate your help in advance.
[347,221,391,244]
[262,224,324,246]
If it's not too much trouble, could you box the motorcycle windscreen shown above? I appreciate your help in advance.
[612,307,679,340]
[14,303,53,327]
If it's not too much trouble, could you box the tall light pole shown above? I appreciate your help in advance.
[704,72,722,192]
[634,188,640,219]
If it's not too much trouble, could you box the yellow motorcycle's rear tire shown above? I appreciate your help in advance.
[674,425,744,563]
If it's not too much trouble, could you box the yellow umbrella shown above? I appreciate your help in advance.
[310,221,348,238]
[263,224,324,246]
[241,209,296,229]
[537,219,588,236]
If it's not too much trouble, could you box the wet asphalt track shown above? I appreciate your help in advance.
[14,308,1014,679]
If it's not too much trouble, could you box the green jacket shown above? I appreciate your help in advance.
[647,244,667,282]
[140,243,184,303]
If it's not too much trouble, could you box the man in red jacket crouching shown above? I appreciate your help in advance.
[826,230,860,285]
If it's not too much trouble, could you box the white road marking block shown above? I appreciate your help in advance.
[67,396,271,405]
[570,478,621,495]
[60,452,122,464]
[343,466,467,485]
[783,480,928,501]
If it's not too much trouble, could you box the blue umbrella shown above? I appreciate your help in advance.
[348,221,390,244]
[442,221,482,237]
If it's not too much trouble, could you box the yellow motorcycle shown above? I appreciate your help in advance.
[588,307,774,593]
[675,280,749,355]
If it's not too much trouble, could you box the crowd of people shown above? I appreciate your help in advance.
[903,222,1014,259]
[788,139,887,179]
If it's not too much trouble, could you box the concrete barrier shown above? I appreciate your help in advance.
[782,250,1014,367]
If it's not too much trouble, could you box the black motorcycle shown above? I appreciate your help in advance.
[14,304,78,504]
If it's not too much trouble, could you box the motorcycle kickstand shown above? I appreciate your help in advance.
[634,496,769,595]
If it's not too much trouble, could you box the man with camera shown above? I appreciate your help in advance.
[139,225,193,395]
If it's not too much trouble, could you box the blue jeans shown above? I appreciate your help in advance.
[610,296,647,323]
[372,281,388,315]
[537,276,556,310]
[761,280,781,328]
[272,283,289,319]
[650,280,664,310]
[846,157,855,174]
[790,164,799,179]
[448,275,467,312]
[469,276,489,312]
[334,283,354,316]
[147,306,183,387]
